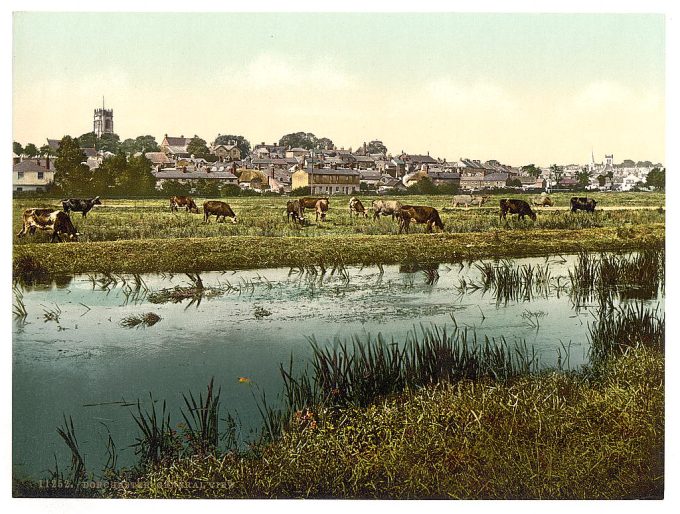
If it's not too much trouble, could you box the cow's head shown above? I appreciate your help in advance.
[231,215,238,224]
[93,196,102,206]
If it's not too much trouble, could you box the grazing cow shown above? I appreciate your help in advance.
[499,199,537,221]
[452,194,490,208]
[570,197,597,213]
[395,205,445,234]
[203,200,237,223]
[61,196,101,217]
[349,197,367,217]
[286,199,305,224]
[17,209,79,242]
[531,194,554,207]
[170,195,199,213]
[372,199,403,220]
[300,197,329,210]
[315,199,329,222]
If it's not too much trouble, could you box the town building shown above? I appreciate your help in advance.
[291,167,360,195]
[160,135,191,160]
[93,100,114,138]
[13,157,55,192]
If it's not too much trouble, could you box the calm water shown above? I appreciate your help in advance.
[12,255,663,478]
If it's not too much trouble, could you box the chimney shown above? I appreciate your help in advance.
[46,155,50,170]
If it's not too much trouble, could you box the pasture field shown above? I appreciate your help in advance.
[12,192,665,274]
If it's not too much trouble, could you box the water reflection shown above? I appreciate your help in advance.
[12,251,665,478]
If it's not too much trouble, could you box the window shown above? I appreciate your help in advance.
[37,172,44,180]
[16,187,22,192]
[17,171,24,180]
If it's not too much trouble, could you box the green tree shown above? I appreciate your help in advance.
[521,164,542,178]
[13,141,23,155]
[597,175,607,187]
[77,132,98,149]
[40,144,55,157]
[317,137,335,151]
[619,159,636,168]
[365,140,387,155]
[135,135,160,153]
[187,135,210,159]
[161,180,191,197]
[279,132,318,150]
[116,155,156,196]
[637,160,653,168]
[507,178,522,188]
[120,138,138,155]
[645,168,665,191]
[92,152,125,195]
[99,133,121,154]
[408,176,438,195]
[24,143,39,157]
[550,164,564,183]
[576,169,591,188]
[53,136,92,195]
[214,134,251,158]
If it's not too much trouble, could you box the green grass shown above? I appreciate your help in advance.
[12,193,666,243]
[107,345,663,499]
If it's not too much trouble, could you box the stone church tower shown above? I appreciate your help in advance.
[93,98,114,137]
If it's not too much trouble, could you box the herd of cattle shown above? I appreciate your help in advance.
[16,193,598,243]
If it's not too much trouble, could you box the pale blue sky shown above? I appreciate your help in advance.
[13,12,665,165]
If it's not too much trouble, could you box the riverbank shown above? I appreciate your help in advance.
[109,346,664,499]
[13,224,664,275]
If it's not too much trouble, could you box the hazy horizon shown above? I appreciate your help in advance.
[12,12,665,167]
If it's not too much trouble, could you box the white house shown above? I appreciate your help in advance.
[13,158,55,192]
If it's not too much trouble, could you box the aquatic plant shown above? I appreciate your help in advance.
[120,312,162,328]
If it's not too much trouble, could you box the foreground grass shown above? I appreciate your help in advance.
[13,224,665,274]
[111,346,663,499]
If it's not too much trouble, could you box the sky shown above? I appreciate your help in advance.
[12,11,666,166]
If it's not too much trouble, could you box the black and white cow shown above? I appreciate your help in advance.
[61,196,102,217]
[17,209,79,242]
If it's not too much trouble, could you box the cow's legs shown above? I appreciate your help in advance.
[16,224,28,238]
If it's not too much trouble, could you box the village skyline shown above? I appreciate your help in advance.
[12,11,665,167]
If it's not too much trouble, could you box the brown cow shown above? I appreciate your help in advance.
[286,199,305,224]
[570,197,597,212]
[170,195,199,213]
[315,199,329,222]
[372,199,403,219]
[500,199,537,221]
[203,201,237,223]
[17,208,79,242]
[395,205,445,234]
[349,197,367,217]
[531,194,554,207]
[300,197,330,209]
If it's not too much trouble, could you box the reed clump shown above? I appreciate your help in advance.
[112,345,663,499]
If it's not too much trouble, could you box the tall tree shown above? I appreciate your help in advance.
[214,134,251,158]
[24,143,39,157]
[115,155,156,196]
[40,144,55,157]
[317,137,335,151]
[279,132,318,150]
[13,141,23,156]
[619,159,636,168]
[550,164,564,183]
[91,152,125,195]
[187,135,210,159]
[135,135,160,153]
[53,136,92,195]
[645,168,665,191]
[576,168,591,188]
[77,132,98,149]
[98,133,121,153]
[364,140,387,155]
[521,164,542,178]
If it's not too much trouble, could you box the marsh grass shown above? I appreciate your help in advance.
[569,245,664,308]
[588,302,664,362]
[106,345,663,500]
[120,312,162,328]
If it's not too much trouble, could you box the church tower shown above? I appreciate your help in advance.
[93,97,114,137]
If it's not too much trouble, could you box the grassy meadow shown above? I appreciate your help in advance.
[12,192,665,274]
